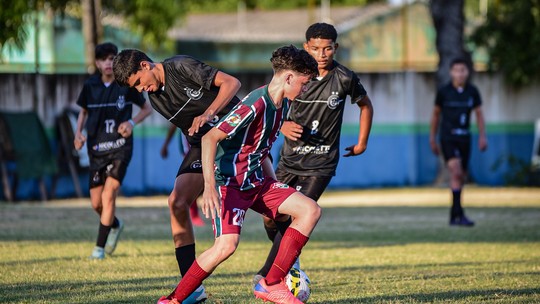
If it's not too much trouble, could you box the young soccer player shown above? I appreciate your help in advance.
[255,22,374,282]
[161,124,205,227]
[157,45,320,304]
[113,49,242,302]
[74,42,152,260]
[429,58,488,226]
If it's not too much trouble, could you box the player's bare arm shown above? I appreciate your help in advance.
[188,72,241,136]
[344,95,373,157]
[280,121,303,141]
[74,108,88,150]
[201,127,228,219]
[475,106,488,151]
[429,105,441,155]
[160,124,177,159]
[117,100,152,138]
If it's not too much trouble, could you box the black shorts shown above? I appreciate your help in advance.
[89,150,132,188]
[176,146,203,177]
[440,139,471,169]
[275,166,332,202]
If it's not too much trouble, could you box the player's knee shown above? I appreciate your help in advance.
[167,193,190,211]
[303,199,322,223]
[215,241,238,261]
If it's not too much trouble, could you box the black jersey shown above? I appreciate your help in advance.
[435,82,482,141]
[278,61,367,177]
[77,74,146,156]
[147,55,240,146]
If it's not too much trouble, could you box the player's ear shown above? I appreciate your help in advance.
[285,73,293,85]
[140,61,152,70]
[334,42,339,53]
[303,42,309,52]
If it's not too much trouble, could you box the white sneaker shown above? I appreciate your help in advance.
[90,246,105,260]
[105,219,124,255]
[182,285,207,304]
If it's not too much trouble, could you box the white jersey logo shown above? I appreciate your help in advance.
[185,86,203,100]
[116,95,126,110]
[327,91,342,109]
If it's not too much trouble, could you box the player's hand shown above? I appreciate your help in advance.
[281,121,303,141]
[479,136,488,152]
[118,121,133,138]
[430,138,440,155]
[160,144,168,159]
[202,185,221,219]
[73,132,86,150]
[343,143,367,157]
[189,110,216,136]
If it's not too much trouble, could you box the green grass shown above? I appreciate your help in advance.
[1,188,540,303]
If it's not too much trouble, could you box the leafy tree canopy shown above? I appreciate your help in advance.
[471,0,540,87]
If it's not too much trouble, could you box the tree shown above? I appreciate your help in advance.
[429,0,471,87]
[471,0,540,87]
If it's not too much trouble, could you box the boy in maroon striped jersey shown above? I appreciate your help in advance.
[158,45,319,304]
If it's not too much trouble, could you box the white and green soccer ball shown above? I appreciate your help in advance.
[285,267,311,302]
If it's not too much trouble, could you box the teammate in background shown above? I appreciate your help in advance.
[113,49,242,303]
[254,23,374,282]
[429,58,488,226]
[161,124,205,227]
[157,45,319,304]
[74,42,152,260]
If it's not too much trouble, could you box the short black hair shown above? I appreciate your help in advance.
[305,23,338,42]
[95,42,118,60]
[113,49,153,86]
[270,45,318,78]
[450,57,469,68]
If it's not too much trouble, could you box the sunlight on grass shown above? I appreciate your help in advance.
[1,188,539,303]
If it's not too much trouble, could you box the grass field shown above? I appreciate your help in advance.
[1,187,539,303]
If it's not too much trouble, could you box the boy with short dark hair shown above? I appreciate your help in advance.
[157,45,320,304]
[255,22,374,282]
[113,48,242,303]
[74,42,152,259]
[430,58,488,226]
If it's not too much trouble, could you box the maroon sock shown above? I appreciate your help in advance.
[265,228,309,285]
[169,260,210,301]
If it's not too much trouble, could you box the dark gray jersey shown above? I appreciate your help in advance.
[148,55,240,146]
[435,82,482,141]
[77,74,146,156]
[278,61,367,176]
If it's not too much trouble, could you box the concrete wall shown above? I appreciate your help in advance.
[0,71,538,199]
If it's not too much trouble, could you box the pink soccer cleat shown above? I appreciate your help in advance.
[254,278,303,304]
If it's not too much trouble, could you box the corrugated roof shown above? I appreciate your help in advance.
[168,4,395,43]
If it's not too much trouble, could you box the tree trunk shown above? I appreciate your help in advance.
[81,0,102,74]
[429,0,471,87]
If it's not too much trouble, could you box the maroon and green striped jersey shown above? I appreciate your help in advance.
[214,85,288,190]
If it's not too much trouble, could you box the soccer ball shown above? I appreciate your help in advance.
[285,267,311,302]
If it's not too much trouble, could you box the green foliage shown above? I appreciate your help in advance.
[185,0,381,13]
[106,0,185,51]
[492,154,540,186]
[0,0,70,56]
[471,0,540,87]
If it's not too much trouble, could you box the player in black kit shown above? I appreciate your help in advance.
[113,49,246,303]
[74,42,152,260]
[254,23,374,283]
[429,58,488,226]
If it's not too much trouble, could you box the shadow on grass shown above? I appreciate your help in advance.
[310,288,540,303]
[0,206,539,245]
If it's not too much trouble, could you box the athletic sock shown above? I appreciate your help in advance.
[111,217,120,229]
[265,228,309,286]
[96,223,112,248]
[170,261,210,301]
[451,188,463,218]
[175,244,196,277]
[257,232,283,276]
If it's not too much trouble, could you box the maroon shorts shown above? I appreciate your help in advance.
[213,178,296,237]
